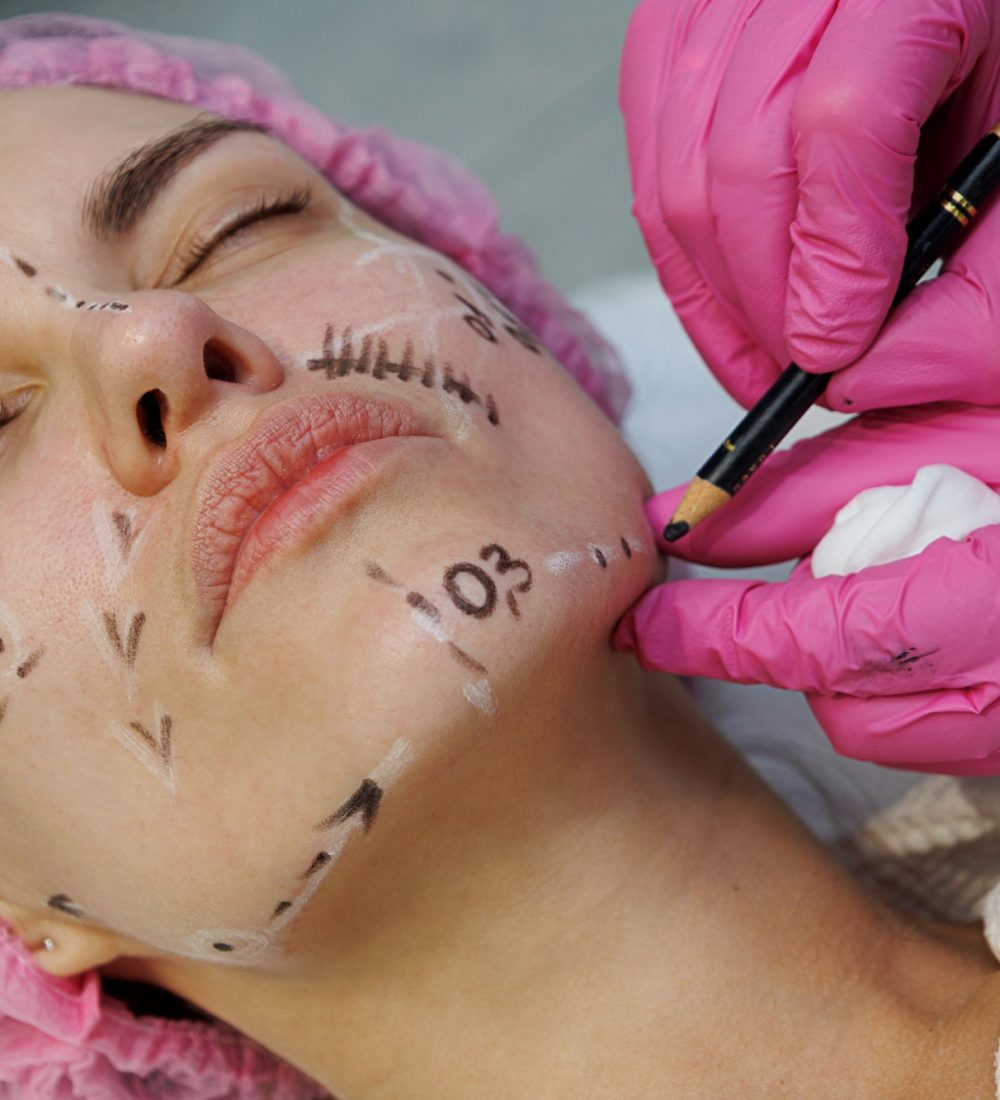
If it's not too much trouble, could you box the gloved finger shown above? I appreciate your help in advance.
[614,526,1000,697]
[704,0,837,370]
[644,403,1000,568]
[634,217,781,409]
[621,0,784,407]
[823,238,1000,411]
[785,0,993,374]
[808,690,1000,775]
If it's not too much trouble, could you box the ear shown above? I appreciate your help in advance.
[0,897,155,980]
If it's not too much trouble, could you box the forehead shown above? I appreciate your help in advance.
[0,86,202,246]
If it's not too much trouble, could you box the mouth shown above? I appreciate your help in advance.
[190,392,438,645]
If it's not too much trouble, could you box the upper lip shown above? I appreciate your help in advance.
[190,391,437,644]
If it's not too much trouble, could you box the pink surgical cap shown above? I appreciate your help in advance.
[0,12,630,422]
[0,10,629,1099]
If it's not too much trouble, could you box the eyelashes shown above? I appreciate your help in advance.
[172,186,314,285]
[0,389,33,436]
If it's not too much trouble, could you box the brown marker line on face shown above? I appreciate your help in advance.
[47,894,85,918]
[129,720,158,752]
[315,777,383,833]
[103,612,125,659]
[446,642,487,675]
[158,714,173,766]
[103,611,145,669]
[112,511,134,559]
[125,612,146,668]
[301,850,331,879]
[14,257,36,278]
[364,560,402,588]
[621,536,632,559]
[127,714,173,766]
[16,647,44,679]
[307,323,499,425]
[0,696,7,725]
[366,563,492,678]
[406,590,441,622]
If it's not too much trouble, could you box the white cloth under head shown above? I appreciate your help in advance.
[811,464,1000,579]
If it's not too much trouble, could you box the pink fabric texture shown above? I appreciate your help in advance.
[0,11,629,1099]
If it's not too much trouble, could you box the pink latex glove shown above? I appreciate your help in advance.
[613,403,1000,775]
[621,0,1000,411]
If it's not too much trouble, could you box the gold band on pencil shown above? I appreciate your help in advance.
[949,189,977,217]
[938,198,970,226]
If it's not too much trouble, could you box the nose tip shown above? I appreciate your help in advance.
[89,290,285,493]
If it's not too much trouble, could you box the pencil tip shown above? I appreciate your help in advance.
[663,521,689,543]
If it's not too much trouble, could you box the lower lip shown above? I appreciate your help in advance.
[222,435,419,619]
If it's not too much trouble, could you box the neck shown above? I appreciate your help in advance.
[141,656,999,1098]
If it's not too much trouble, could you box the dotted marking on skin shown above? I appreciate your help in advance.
[228,738,417,960]
[45,285,130,312]
[366,562,493,690]
[306,323,499,427]
[545,535,647,575]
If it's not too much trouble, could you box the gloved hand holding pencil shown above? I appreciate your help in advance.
[617,0,1000,774]
[621,0,1000,412]
[614,404,1000,775]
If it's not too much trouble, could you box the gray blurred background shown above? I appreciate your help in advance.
[0,0,650,296]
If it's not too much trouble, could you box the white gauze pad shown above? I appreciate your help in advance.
[811,464,1000,579]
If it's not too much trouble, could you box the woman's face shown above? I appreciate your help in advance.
[0,86,655,969]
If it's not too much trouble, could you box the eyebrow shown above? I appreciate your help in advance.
[82,116,269,242]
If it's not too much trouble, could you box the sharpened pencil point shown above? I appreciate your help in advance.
[663,522,689,543]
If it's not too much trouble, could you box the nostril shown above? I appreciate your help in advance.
[136,389,168,449]
[203,340,240,384]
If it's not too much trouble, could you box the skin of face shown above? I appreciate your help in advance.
[0,86,658,974]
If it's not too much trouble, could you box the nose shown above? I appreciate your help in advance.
[76,291,285,496]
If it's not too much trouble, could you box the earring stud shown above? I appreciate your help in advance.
[41,936,56,952]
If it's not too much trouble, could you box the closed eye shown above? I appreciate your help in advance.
[0,390,32,434]
[173,187,313,285]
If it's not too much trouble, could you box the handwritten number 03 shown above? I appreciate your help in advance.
[443,543,533,620]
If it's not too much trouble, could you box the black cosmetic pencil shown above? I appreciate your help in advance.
[665,120,1000,543]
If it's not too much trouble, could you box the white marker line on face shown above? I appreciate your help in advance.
[544,550,587,574]
[0,246,18,272]
[410,605,450,643]
[107,704,177,796]
[81,601,144,704]
[588,543,615,567]
[267,737,417,942]
[92,503,153,590]
[345,304,467,345]
[440,391,475,441]
[463,678,497,717]
[182,928,271,965]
